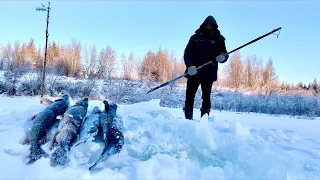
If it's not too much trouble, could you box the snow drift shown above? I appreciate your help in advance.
[0,96,320,179]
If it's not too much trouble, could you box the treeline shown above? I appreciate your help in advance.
[215,51,320,95]
[217,51,278,93]
[0,38,319,95]
[0,38,186,83]
[0,38,116,78]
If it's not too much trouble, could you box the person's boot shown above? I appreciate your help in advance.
[200,108,210,118]
[183,107,193,120]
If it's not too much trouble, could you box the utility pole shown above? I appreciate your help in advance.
[36,2,51,97]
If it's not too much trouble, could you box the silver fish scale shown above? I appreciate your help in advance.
[50,98,89,167]
[26,95,70,164]
[77,112,101,143]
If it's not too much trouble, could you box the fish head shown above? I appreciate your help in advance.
[103,100,109,112]
[92,106,102,114]
[75,97,89,108]
[105,104,118,124]
[62,94,70,104]
[54,94,70,104]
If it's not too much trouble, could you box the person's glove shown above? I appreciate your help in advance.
[216,53,226,63]
[187,66,197,76]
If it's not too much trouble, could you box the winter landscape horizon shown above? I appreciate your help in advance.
[1,1,320,180]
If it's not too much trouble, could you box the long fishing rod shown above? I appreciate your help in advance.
[146,27,282,94]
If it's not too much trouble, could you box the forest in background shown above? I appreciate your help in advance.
[0,38,319,96]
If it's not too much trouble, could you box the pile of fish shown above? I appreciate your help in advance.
[20,94,124,170]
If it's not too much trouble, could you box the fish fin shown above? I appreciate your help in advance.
[20,136,30,145]
[64,113,73,119]
[54,98,63,102]
[29,114,38,121]
[20,114,38,145]
[88,146,119,171]
[92,106,102,114]
[25,148,49,164]
[39,97,54,106]
[48,130,60,151]
[39,130,52,145]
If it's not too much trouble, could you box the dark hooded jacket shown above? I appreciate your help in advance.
[184,15,229,81]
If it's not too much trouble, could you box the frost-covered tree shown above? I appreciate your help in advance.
[262,58,277,93]
[224,51,243,89]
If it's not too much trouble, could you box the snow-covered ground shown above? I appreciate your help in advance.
[0,96,319,179]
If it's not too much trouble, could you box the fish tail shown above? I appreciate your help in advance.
[71,140,86,149]
[50,146,69,167]
[88,146,119,171]
[88,161,99,171]
[89,154,110,171]
[25,147,49,164]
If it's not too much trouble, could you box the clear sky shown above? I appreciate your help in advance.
[0,1,319,84]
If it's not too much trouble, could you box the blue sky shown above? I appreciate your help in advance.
[0,1,319,84]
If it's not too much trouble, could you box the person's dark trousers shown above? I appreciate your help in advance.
[183,75,214,119]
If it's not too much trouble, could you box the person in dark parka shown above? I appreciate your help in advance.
[183,15,229,120]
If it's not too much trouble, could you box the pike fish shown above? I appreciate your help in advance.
[89,100,124,171]
[25,94,70,164]
[72,106,102,148]
[49,97,89,167]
